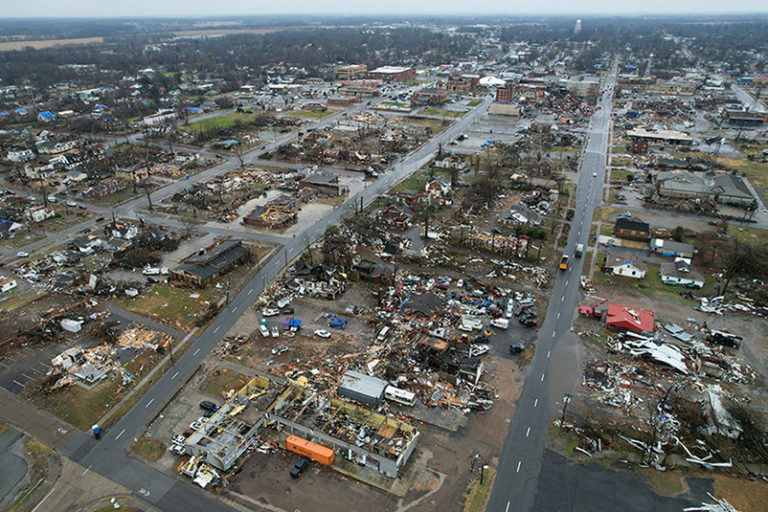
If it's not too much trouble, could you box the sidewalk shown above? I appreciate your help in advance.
[0,387,84,451]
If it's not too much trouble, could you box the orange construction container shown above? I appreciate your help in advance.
[286,435,335,465]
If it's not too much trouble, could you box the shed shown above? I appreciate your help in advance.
[337,370,387,407]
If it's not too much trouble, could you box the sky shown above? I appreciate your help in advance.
[3,0,768,18]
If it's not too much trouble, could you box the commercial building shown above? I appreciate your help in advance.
[335,64,368,80]
[411,87,448,105]
[626,127,693,146]
[170,239,248,287]
[367,66,414,81]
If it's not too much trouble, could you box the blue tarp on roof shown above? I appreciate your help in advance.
[0,112,8,116]
[39,111,55,119]
[14,108,26,114]
[184,106,201,112]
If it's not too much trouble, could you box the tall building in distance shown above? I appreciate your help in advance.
[574,19,582,35]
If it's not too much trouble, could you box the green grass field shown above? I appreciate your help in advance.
[422,107,465,118]
[181,112,265,133]
[287,109,336,119]
[467,99,482,107]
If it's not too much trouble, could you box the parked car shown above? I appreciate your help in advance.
[271,344,288,355]
[263,308,280,317]
[509,344,525,355]
[95,216,104,222]
[258,324,270,337]
[271,326,279,338]
[199,400,218,412]
[146,276,160,284]
[290,457,311,479]
[16,251,29,258]
[314,329,331,339]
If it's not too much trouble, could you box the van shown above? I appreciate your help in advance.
[376,326,390,342]
[575,244,584,258]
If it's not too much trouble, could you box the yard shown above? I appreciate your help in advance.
[200,368,250,398]
[421,107,465,118]
[610,169,634,184]
[466,99,482,107]
[592,260,718,302]
[287,109,337,119]
[117,284,220,332]
[716,154,768,202]
[729,224,768,247]
[24,348,164,431]
[180,112,267,133]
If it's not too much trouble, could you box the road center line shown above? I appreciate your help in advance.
[552,330,556,337]
[214,326,220,333]
[193,348,200,356]
[171,371,179,380]
[30,487,55,512]
[115,428,126,440]
[145,398,155,408]
[248,289,254,295]
[506,502,511,512]
[534,398,538,407]
[547,350,551,358]
[541,373,545,382]
[557,312,561,319]
[516,460,522,472]
[561,296,564,302]
[565,280,569,286]
[231,306,238,313]
[526,427,531,437]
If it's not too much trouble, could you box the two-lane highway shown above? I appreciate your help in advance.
[487,61,618,512]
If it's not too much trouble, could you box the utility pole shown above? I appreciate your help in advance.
[168,338,175,365]
[561,393,572,428]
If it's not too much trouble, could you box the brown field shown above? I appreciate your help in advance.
[0,36,104,52]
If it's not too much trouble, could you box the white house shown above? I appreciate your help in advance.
[660,258,705,288]
[6,149,35,162]
[425,176,451,197]
[0,277,17,293]
[605,251,647,279]
[26,205,56,223]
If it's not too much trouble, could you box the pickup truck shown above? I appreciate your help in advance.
[559,254,570,271]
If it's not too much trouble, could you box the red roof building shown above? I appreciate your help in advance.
[606,303,654,333]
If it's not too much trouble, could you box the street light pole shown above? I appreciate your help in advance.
[561,393,572,428]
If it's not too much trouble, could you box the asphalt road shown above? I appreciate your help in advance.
[486,63,618,512]
[60,98,492,512]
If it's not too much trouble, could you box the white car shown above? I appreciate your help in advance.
[271,345,288,355]
[263,308,280,317]
[314,329,331,339]
[271,326,279,338]
[491,318,509,330]
[592,172,597,177]
[16,251,29,258]
[258,324,270,337]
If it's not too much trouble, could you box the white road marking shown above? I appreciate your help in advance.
[214,326,220,334]
[552,330,556,337]
[506,503,511,512]
[565,280,569,286]
[248,289,254,295]
[541,373,545,382]
[231,306,238,313]
[193,348,200,356]
[516,461,522,472]
[561,296,564,302]
[30,487,55,512]
[115,428,126,440]
[22,373,34,380]
[82,464,92,476]
[145,398,155,408]
[12,379,25,387]
[171,371,179,380]
[547,350,551,358]
[526,427,531,437]
[557,312,561,319]
[534,398,538,407]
